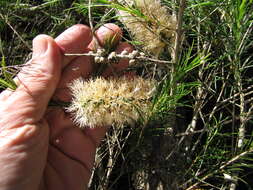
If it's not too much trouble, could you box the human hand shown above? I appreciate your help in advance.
[0,24,133,190]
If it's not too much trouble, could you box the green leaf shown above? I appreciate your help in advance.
[189,1,216,9]
[0,56,17,90]
[238,0,247,22]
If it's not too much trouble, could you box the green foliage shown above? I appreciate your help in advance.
[0,56,17,90]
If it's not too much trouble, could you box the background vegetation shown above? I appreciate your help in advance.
[1,0,253,189]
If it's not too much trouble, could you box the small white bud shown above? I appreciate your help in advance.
[97,48,105,55]
[94,56,100,63]
[121,50,128,56]
[128,53,135,59]
[99,57,105,63]
[140,52,145,57]
[108,52,116,60]
[129,59,135,66]
[131,50,139,57]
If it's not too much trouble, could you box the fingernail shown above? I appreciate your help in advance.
[32,35,49,58]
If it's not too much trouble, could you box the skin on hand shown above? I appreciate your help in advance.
[0,23,133,190]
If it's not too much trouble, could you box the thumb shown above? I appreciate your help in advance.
[7,35,62,123]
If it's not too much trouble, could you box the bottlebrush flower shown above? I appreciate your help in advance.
[67,76,156,128]
[117,0,177,57]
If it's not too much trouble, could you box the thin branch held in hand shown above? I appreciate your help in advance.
[64,51,172,65]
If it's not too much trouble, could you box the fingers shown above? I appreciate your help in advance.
[54,24,123,102]
[3,35,62,123]
[55,24,92,68]
[89,23,122,50]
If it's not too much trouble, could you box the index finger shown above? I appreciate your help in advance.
[55,24,92,68]
[53,24,123,102]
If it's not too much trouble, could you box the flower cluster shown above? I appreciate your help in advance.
[118,0,177,57]
[67,77,156,128]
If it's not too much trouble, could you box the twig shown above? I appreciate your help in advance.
[88,0,101,51]
[184,148,253,190]
[88,0,94,31]
[0,13,31,51]
[64,52,172,65]
[229,57,246,190]
[172,0,186,64]
[175,129,206,137]
[220,85,253,104]
[163,0,187,162]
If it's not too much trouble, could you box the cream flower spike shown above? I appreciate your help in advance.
[67,76,157,128]
[117,0,177,57]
